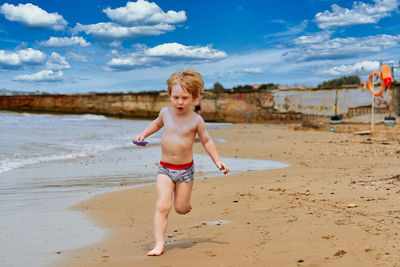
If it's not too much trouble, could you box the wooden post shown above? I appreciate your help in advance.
[371,83,374,132]
[391,83,400,116]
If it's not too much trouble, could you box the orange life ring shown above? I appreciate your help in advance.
[367,71,385,96]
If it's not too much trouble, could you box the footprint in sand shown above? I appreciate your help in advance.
[334,250,346,257]
[202,250,216,257]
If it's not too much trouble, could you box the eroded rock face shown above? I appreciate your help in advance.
[0,91,277,122]
[0,93,167,119]
[1,85,399,122]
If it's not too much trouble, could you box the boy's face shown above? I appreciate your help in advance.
[170,83,195,114]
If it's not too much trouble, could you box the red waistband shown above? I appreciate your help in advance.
[160,160,194,170]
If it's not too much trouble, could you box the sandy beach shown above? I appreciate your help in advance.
[57,121,400,267]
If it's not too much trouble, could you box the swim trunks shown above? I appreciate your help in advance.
[157,161,195,183]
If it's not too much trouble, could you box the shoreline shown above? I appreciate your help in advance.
[57,122,400,266]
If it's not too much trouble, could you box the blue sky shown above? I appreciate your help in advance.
[0,0,399,93]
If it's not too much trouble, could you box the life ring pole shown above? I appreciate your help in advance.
[371,81,374,132]
[335,89,338,116]
[389,87,392,117]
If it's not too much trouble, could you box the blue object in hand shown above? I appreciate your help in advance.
[133,140,148,146]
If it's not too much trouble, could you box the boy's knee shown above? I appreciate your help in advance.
[174,205,191,215]
[157,202,171,214]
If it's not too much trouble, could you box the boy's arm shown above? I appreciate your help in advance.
[134,109,165,142]
[197,117,229,174]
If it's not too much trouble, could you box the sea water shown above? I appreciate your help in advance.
[0,111,288,266]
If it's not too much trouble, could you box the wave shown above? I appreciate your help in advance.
[0,152,90,174]
[21,113,108,121]
[0,142,128,174]
[66,114,108,121]
[1,113,109,126]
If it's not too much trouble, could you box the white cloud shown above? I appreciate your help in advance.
[0,48,46,69]
[40,36,90,47]
[317,60,380,76]
[264,20,309,47]
[131,43,148,51]
[106,42,227,71]
[66,52,89,62]
[13,70,64,82]
[108,41,123,48]
[265,20,308,39]
[0,3,67,30]
[235,68,264,74]
[74,0,186,42]
[286,34,400,62]
[103,0,186,26]
[45,52,70,70]
[110,49,120,56]
[315,0,399,29]
[215,67,264,78]
[293,32,331,45]
[73,22,175,41]
[146,43,227,59]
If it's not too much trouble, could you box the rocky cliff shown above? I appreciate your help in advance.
[0,91,280,122]
[1,85,399,122]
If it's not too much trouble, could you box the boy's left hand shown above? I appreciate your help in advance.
[216,161,229,174]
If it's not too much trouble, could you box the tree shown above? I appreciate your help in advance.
[232,84,253,92]
[317,75,361,89]
[213,82,225,92]
[258,83,279,90]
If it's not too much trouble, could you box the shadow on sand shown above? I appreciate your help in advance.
[143,238,229,252]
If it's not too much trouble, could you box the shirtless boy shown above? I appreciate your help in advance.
[134,70,229,256]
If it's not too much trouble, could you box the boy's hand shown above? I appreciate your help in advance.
[216,161,229,174]
[134,135,145,146]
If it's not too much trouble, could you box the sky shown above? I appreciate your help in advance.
[0,0,400,93]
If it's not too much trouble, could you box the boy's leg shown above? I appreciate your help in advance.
[174,180,194,214]
[148,174,175,256]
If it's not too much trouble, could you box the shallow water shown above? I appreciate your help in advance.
[0,112,289,266]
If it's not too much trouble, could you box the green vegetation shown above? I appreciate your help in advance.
[317,75,360,89]
[206,82,279,92]
[0,89,52,95]
[232,84,254,92]
[135,90,166,94]
[233,83,279,92]
[258,83,279,90]
[212,82,225,92]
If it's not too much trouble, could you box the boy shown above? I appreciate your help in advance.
[134,70,229,256]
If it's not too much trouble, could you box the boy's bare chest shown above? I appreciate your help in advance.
[163,116,196,136]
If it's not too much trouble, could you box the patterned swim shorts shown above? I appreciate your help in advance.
[157,161,195,183]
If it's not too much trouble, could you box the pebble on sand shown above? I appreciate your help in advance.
[347,203,358,208]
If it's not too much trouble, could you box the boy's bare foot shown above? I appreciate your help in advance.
[147,244,164,256]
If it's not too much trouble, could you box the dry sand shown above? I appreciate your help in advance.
[57,122,400,267]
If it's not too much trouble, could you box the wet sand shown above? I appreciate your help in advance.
[57,122,400,266]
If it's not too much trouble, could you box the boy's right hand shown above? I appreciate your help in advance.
[134,135,145,146]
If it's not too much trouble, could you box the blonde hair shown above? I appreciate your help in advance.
[167,70,204,100]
